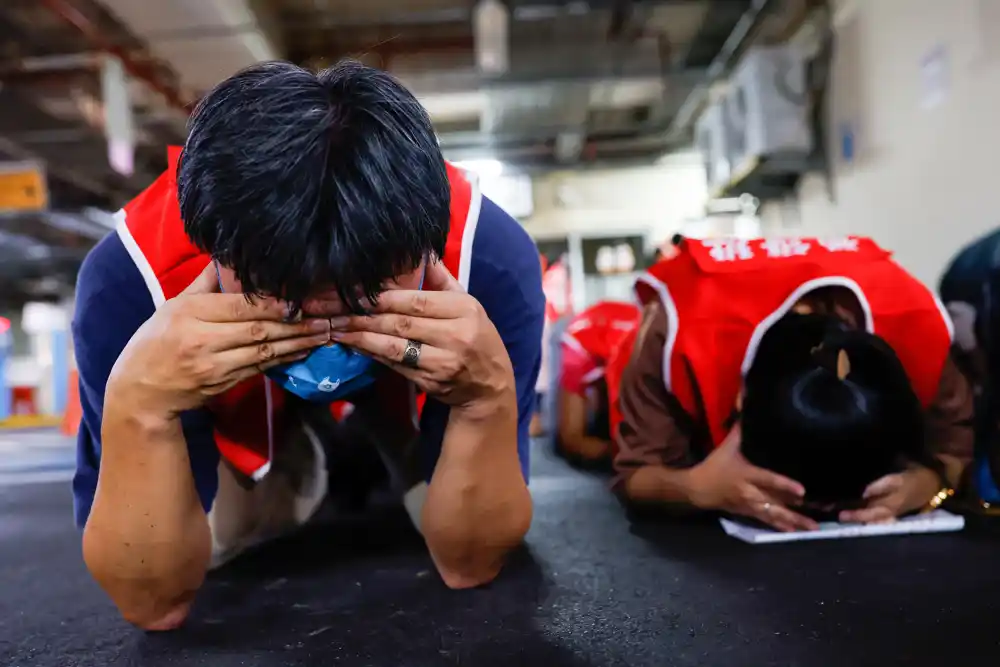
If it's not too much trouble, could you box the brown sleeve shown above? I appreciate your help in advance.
[923,353,975,468]
[612,302,698,489]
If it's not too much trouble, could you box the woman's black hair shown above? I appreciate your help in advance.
[740,312,927,505]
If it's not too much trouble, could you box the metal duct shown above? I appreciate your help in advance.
[87,0,281,97]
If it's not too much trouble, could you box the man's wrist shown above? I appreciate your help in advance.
[104,383,181,442]
[453,387,518,425]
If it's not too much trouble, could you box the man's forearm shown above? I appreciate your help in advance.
[422,391,532,589]
[85,394,211,629]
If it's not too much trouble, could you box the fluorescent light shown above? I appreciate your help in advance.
[474,0,510,75]
[453,159,505,178]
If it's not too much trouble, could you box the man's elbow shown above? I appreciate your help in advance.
[436,493,533,590]
[121,603,193,632]
[82,526,194,631]
[439,562,504,590]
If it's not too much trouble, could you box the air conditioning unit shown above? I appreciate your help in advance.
[694,100,731,193]
[724,45,813,180]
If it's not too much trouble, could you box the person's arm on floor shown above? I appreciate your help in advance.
[418,233,541,588]
[87,406,212,630]
[557,390,612,460]
[79,264,330,629]
[841,354,975,523]
[328,200,540,588]
[556,343,611,461]
[613,303,815,531]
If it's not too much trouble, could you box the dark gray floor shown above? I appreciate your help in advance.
[2,440,1000,666]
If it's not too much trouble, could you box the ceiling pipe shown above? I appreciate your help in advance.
[187,0,706,35]
[664,0,776,142]
[37,0,194,114]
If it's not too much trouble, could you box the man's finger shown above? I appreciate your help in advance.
[329,313,454,347]
[746,466,806,500]
[186,292,291,323]
[181,262,222,296]
[215,332,332,374]
[211,348,316,390]
[363,289,468,318]
[204,318,331,352]
[423,259,464,293]
[333,331,450,368]
[862,474,903,500]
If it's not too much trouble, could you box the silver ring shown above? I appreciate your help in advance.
[763,502,772,513]
[401,339,422,369]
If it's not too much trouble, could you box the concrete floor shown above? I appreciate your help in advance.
[0,428,75,486]
[3,435,1000,666]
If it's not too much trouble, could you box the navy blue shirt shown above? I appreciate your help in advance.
[71,195,544,528]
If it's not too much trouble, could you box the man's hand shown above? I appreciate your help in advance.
[689,425,818,532]
[108,263,332,415]
[316,260,515,411]
[839,465,942,524]
[307,261,530,587]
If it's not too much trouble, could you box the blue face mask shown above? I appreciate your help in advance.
[267,340,379,402]
[216,263,424,403]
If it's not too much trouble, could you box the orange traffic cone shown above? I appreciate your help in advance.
[61,370,82,436]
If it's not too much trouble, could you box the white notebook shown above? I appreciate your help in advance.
[720,510,965,544]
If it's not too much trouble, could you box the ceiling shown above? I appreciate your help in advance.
[0,0,816,304]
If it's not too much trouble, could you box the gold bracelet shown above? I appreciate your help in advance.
[923,487,955,513]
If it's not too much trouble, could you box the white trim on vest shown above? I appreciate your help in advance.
[115,209,167,308]
[561,332,587,356]
[457,170,482,291]
[739,277,874,377]
[932,293,956,342]
[116,171,485,307]
[633,273,680,392]
[581,366,606,385]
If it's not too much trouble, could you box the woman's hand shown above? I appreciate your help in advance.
[690,424,819,532]
[321,261,515,411]
[839,465,942,524]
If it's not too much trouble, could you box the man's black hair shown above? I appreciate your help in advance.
[177,60,450,312]
[740,312,927,507]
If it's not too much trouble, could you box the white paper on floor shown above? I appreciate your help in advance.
[720,510,965,544]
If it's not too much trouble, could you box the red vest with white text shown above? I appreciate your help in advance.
[562,300,641,372]
[116,146,483,479]
[634,236,953,448]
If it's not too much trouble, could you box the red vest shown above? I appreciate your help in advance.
[116,146,482,479]
[635,236,953,448]
[562,301,641,370]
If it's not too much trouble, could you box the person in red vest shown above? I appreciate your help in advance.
[557,300,640,464]
[71,61,542,629]
[614,235,973,531]
[603,318,641,457]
